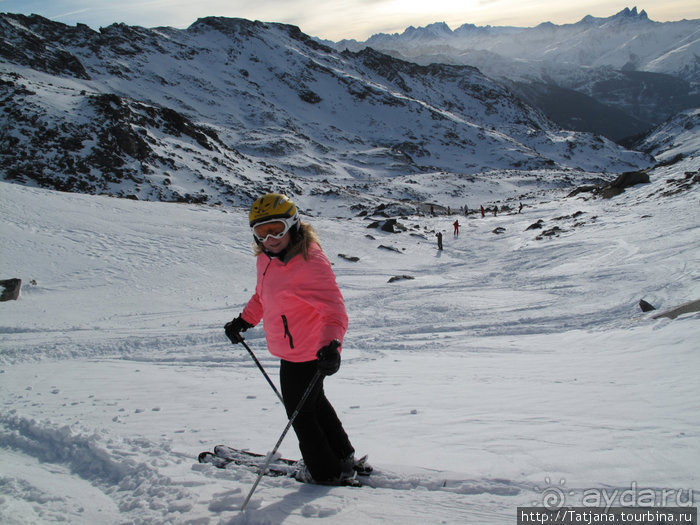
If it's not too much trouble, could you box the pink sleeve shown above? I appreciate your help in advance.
[240,256,265,326]
[241,292,262,326]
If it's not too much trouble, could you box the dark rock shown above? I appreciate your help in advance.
[639,299,656,312]
[388,275,414,283]
[651,299,700,320]
[299,89,322,104]
[610,171,650,189]
[110,124,151,159]
[0,278,22,301]
[599,171,651,198]
[536,226,564,239]
[567,185,598,197]
[367,218,405,233]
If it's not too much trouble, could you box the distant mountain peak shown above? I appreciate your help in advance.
[332,6,698,137]
[614,7,649,20]
[424,21,452,31]
[188,16,265,34]
[401,21,453,39]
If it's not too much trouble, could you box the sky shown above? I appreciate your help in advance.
[1,0,698,41]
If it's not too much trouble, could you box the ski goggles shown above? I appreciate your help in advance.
[252,217,296,242]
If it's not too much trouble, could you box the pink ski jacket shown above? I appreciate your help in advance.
[241,243,348,363]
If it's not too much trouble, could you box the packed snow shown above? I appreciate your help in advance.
[1,156,698,523]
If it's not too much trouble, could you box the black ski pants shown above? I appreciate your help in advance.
[280,359,354,481]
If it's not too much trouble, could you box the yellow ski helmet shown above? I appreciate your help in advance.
[249,193,299,227]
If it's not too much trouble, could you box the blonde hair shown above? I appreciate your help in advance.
[254,221,321,260]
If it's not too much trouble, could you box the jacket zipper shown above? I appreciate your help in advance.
[281,315,294,349]
[262,256,272,277]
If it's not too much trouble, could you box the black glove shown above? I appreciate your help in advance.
[316,340,341,376]
[225,316,253,344]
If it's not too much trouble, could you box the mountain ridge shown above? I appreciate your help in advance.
[1,13,651,211]
[330,7,700,141]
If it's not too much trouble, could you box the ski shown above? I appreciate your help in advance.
[197,446,296,477]
[197,451,232,469]
[199,446,526,495]
[215,444,296,467]
[197,445,370,486]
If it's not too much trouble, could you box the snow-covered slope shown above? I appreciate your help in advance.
[634,108,700,162]
[0,13,651,209]
[1,130,698,523]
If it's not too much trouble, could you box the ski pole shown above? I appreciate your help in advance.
[240,369,322,513]
[239,337,284,404]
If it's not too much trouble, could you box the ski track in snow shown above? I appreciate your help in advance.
[1,164,699,523]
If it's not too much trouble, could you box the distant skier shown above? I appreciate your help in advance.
[224,193,369,485]
[436,231,443,250]
[518,202,523,213]
[453,220,460,236]
[480,205,485,218]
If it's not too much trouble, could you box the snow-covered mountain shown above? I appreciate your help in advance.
[1,13,651,209]
[333,7,700,140]
[633,107,700,162]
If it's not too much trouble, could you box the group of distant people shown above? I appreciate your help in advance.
[433,201,524,250]
[430,202,523,218]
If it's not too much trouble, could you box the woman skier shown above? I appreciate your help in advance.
[224,193,369,484]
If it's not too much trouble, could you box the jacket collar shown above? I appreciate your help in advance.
[263,247,297,264]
